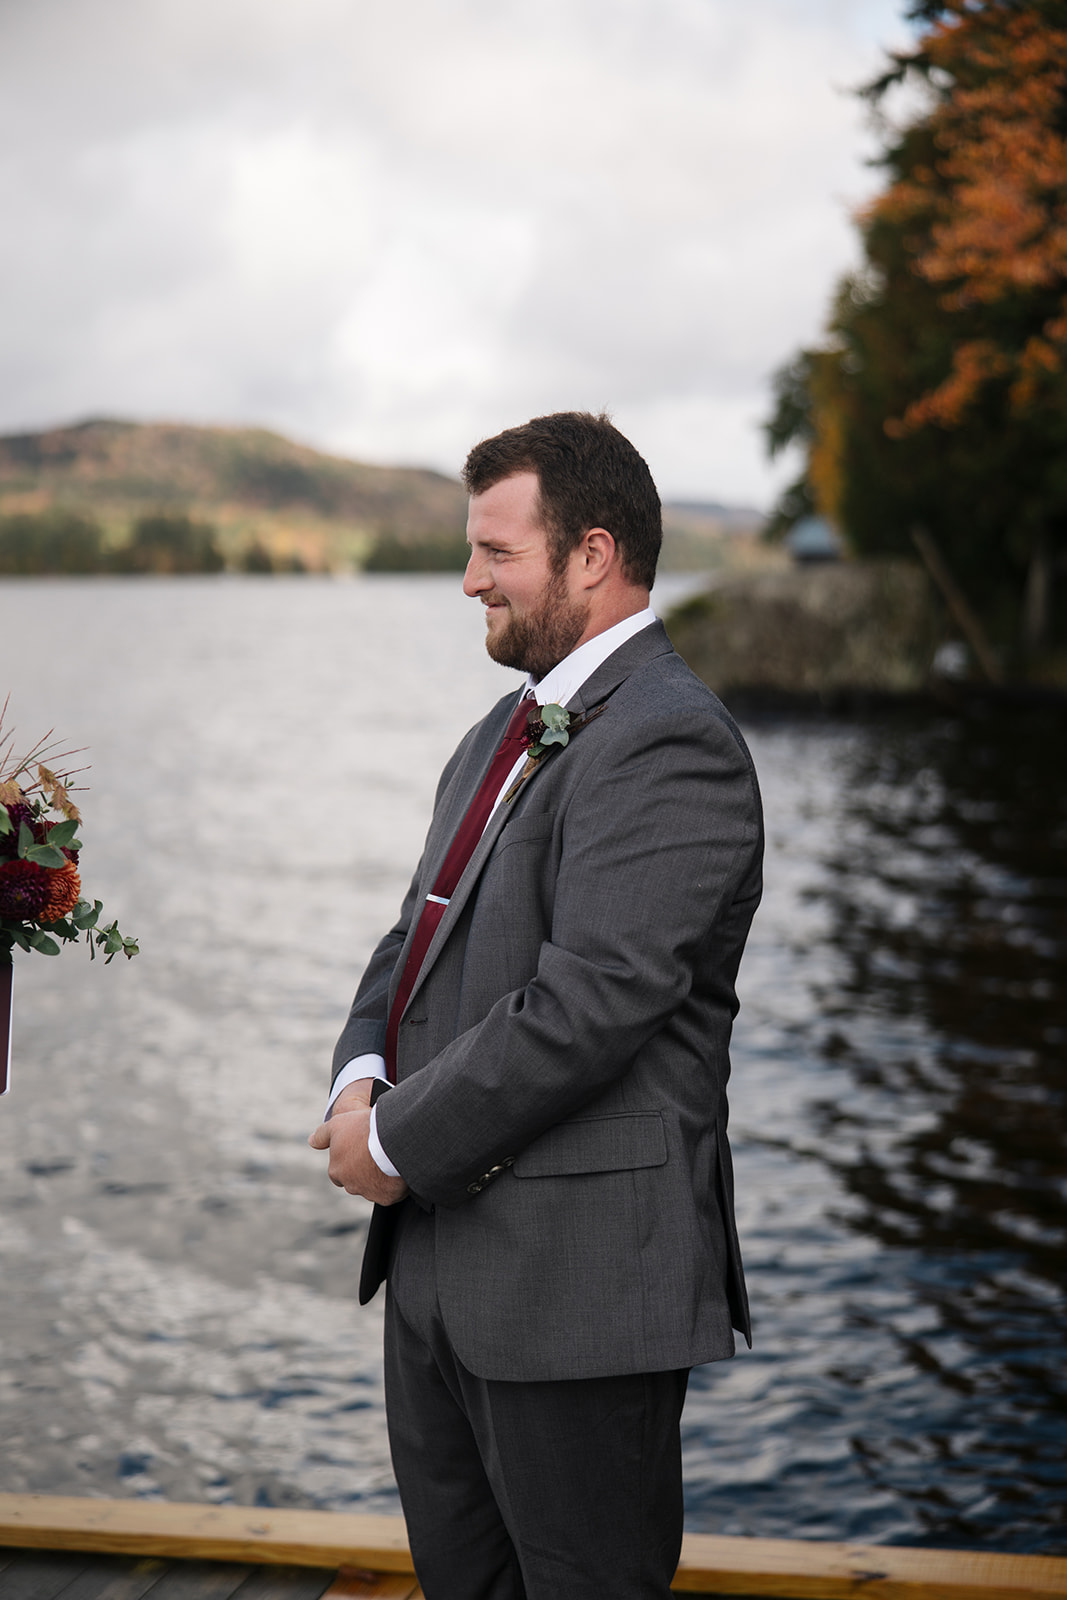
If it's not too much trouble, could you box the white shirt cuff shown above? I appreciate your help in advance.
[325,1054,401,1179]
[368,1104,401,1178]
[326,1054,388,1114]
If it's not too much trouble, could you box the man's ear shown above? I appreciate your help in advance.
[577,527,617,585]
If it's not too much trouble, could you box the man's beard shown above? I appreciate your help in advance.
[483,570,590,681]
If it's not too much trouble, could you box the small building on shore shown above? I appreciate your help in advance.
[785,515,842,564]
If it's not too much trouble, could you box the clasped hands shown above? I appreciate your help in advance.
[308,1079,409,1206]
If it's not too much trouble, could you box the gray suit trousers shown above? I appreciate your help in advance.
[384,1201,689,1600]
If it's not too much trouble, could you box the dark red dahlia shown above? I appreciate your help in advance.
[0,859,52,919]
[0,802,34,859]
[521,711,546,749]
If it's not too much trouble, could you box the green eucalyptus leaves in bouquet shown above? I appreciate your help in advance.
[1,702,138,1093]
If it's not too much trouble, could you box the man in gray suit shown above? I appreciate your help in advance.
[310,412,762,1600]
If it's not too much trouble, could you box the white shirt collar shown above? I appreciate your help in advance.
[523,606,658,708]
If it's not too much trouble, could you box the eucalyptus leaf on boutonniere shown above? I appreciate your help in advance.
[522,702,572,757]
[503,701,606,805]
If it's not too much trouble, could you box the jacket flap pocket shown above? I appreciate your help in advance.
[512,1113,666,1178]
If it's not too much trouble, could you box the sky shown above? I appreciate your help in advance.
[0,0,915,507]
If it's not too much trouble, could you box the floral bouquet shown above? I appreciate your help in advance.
[0,703,138,1094]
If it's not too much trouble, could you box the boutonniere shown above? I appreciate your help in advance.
[503,701,606,805]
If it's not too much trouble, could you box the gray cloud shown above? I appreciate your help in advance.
[0,0,909,503]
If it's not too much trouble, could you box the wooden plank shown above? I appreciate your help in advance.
[0,1548,98,1600]
[0,1498,412,1575]
[2,1497,1066,1600]
[673,1532,1067,1599]
[35,1554,170,1600]
[230,1565,340,1599]
[0,1549,332,1600]
[116,1559,252,1599]
[318,1574,422,1599]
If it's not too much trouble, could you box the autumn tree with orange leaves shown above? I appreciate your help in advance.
[767,0,1067,669]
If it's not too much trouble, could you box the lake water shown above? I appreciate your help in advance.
[1,576,1064,1554]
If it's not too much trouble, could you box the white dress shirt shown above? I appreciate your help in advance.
[327,605,658,1176]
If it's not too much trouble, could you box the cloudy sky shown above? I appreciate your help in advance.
[0,0,912,506]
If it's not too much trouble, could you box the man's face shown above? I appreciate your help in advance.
[463,471,589,681]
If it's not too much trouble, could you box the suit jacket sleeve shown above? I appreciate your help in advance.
[374,685,762,1207]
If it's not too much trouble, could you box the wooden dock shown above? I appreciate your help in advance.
[1,1493,1065,1599]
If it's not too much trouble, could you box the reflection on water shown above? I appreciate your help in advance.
[0,580,1064,1552]
[819,711,1067,1550]
[690,707,1067,1553]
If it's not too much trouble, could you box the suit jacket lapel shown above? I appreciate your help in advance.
[564,617,673,718]
[417,693,516,893]
[401,620,676,1014]
[389,692,516,1018]
[403,780,515,1012]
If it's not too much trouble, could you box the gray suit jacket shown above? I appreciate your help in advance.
[333,621,763,1382]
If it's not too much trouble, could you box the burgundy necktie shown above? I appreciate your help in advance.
[384,693,534,1081]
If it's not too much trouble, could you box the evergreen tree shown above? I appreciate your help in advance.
[0,509,106,573]
[113,513,225,574]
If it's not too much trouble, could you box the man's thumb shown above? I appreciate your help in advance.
[308,1122,331,1150]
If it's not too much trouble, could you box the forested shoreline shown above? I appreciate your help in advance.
[765,0,1067,684]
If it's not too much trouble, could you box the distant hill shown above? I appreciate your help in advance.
[0,418,765,573]
[664,499,765,526]
[0,418,468,571]
[660,499,766,572]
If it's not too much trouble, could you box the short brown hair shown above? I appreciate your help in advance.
[462,412,661,590]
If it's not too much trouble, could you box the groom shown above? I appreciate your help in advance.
[310,412,763,1600]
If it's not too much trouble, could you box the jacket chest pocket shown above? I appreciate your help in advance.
[493,810,556,854]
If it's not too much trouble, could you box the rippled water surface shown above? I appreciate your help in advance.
[1,577,1064,1553]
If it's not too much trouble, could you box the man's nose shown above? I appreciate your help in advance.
[462,548,487,597]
